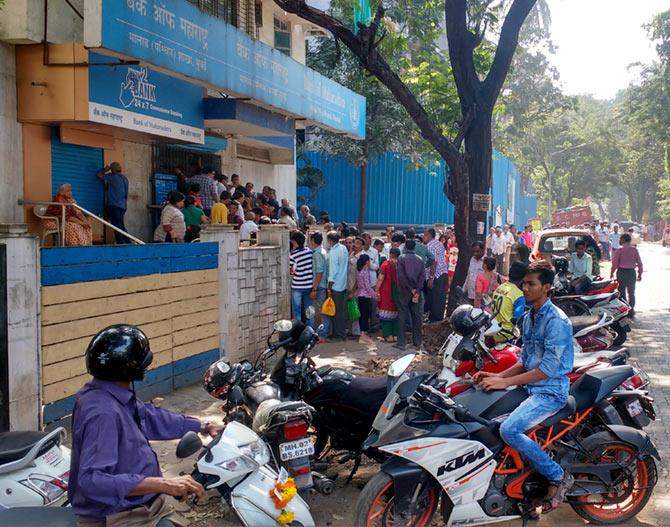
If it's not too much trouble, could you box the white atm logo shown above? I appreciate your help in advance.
[119,67,157,110]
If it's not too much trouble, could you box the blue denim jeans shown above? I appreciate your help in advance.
[499,393,565,481]
[291,288,314,328]
[315,287,331,337]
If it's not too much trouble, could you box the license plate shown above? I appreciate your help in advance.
[627,399,643,418]
[279,438,315,461]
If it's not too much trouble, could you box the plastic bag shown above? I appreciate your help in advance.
[347,298,361,320]
[322,296,336,317]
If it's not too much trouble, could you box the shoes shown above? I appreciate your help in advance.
[392,343,406,351]
[543,471,574,512]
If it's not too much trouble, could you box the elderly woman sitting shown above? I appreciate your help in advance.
[45,183,93,246]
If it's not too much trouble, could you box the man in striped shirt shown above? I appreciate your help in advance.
[424,228,449,321]
[289,231,314,328]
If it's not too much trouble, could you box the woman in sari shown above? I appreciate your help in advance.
[45,183,92,246]
[375,247,400,342]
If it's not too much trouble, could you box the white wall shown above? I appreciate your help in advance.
[0,0,83,43]
[220,140,297,204]
[0,43,23,224]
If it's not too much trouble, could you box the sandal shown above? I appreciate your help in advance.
[542,471,574,513]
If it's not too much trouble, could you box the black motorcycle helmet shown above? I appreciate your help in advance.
[203,360,234,399]
[85,324,153,382]
[552,256,569,274]
[449,305,488,337]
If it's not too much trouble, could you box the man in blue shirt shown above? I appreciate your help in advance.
[326,231,349,341]
[97,162,129,244]
[476,260,574,513]
[70,325,222,525]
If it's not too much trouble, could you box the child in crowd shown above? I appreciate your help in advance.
[187,183,203,209]
[356,254,375,345]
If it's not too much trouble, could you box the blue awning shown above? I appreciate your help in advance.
[204,98,294,137]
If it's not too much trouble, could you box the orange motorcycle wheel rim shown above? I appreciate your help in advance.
[366,481,437,527]
[577,444,650,520]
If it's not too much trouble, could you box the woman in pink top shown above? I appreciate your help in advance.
[474,256,502,309]
[356,254,376,344]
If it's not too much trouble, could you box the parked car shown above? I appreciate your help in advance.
[531,228,602,275]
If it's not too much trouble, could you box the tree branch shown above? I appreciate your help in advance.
[482,0,537,104]
[445,0,481,107]
[453,104,476,149]
[273,0,463,167]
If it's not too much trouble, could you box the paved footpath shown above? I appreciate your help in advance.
[155,242,670,526]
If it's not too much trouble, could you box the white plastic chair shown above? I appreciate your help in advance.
[33,205,61,246]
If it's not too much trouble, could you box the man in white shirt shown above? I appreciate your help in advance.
[489,226,506,274]
[502,224,515,276]
[463,241,485,302]
[239,212,259,241]
[597,223,610,260]
[609,224,621,254]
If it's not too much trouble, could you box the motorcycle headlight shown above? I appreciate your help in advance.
[217,439,271,472]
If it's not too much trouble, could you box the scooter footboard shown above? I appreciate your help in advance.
[230,465,315,527]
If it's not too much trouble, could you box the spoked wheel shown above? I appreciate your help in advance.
[569,433,657,525]
[354,472,438,527]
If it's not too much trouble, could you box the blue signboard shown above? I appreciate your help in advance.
[88,52,205,143]
[86,0,366,139]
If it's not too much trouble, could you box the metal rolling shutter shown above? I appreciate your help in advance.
[50,127,105,215]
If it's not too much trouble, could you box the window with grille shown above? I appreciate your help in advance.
[186,0,257,38]
[274,16,291,55]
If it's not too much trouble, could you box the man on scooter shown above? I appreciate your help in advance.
[475,260,574,514]
[69,325,223,526]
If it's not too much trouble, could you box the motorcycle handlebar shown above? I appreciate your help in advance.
[417,384,495,428]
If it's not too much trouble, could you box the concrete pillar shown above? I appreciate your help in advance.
[257,225,291,320]
[200,224,240,359]
[0,224,40,430]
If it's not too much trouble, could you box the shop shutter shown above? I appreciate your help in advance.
[50,127,105,215]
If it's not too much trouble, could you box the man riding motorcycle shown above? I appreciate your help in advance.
[475,260,574,514]
[69,324,223,527]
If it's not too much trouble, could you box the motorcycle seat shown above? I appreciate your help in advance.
[340,376,388,416]
[572,354,601,370]
[579,292,618,307]
[569,365,635,411]
[541,396,576,427]
[569,315,601,335]
[588,279,612,290]
[0,431,54,465]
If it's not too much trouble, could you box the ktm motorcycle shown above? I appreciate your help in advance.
[356,371,659,526]
[437,309,655,431]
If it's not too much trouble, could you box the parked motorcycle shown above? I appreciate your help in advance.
[175,421,315,527]
[356,372,659,526]
[203,320,319,492]
[0,427,70,510]
[436,306,655,430]
[552,255,619,296]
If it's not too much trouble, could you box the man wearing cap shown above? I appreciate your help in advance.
[97,162,129,244]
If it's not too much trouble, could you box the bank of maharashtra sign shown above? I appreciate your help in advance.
[88,53,204,143]
[83,0,366,139]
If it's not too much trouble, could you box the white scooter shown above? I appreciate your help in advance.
[176,420,315,527]
[0,427,71,510]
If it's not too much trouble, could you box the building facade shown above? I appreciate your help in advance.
[0,0,365,242]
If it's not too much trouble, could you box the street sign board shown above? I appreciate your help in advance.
[472,193,491,212]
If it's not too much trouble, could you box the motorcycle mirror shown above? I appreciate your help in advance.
[176,431,203,459]
[304,305,316,320]
[387,353,415,378]
[229,385,245,404]
[273,319,293,332]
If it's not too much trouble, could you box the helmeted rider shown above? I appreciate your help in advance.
[68,324,223,526]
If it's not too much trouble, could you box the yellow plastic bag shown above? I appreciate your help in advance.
[321,296,336,317]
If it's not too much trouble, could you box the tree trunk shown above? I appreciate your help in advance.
[357,159,367,232]
[448,113,493,312]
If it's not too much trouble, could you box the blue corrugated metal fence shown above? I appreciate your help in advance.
[299,149,536,228]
